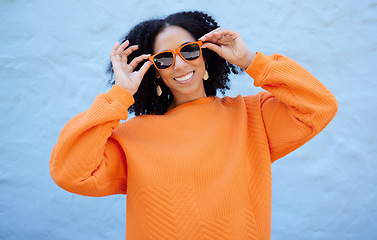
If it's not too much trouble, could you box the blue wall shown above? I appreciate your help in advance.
[1,0,376,239]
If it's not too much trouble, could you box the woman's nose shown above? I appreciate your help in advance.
[173,54,188,70]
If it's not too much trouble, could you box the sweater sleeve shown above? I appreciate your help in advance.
[49,84,135,196]
[245,52,338,163]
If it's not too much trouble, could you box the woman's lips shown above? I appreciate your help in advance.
[174,71,194,84]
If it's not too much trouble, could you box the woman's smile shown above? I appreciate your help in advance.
[174,71,194,83]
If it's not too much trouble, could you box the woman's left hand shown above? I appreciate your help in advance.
[199,28,256,70]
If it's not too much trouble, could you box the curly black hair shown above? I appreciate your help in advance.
[107,11,242,115]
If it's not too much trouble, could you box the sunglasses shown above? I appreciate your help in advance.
[149,41,203,70]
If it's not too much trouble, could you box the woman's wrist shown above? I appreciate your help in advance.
[240,50,257,70]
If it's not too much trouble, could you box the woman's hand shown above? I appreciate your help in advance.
[199,28,256,70]
[110,40,153,95]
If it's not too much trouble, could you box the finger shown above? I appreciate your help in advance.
[202,42,222,55]
[200,28,235,43]
[212,28,235,38]
[199,27,222,41]
[210,31,230,43]
[129,54,151,70]
[219,31,239,43]
[110,41,120,61]
[120,45,139,63]
[112,41,120,52]
[116,40,130,55]
[110,47,124,71]
[137,60,153,78]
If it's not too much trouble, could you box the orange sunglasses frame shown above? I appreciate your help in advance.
[149,41,203,70]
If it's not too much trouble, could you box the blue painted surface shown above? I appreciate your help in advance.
[0,0,376,239]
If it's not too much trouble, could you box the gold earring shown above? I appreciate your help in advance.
[155,76,162,96]
[156,85,162,96]
[203,70,209,81]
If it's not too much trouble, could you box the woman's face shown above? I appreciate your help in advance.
[153,25,207,104]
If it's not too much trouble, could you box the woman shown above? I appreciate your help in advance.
[50,11,337,240]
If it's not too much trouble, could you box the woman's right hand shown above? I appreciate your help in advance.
[110,40,153,95]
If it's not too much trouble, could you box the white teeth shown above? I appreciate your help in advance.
[174,71,193,81]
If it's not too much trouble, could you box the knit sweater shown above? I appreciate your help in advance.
[50,52,338,240]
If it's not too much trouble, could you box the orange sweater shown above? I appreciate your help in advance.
[50,52,337,240]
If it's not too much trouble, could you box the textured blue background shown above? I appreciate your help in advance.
[1,0,376,239]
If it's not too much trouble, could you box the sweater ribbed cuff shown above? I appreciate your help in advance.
[105,84,135,111]
[245,52,277,87]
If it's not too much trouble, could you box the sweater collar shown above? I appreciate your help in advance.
[165,96,216,114]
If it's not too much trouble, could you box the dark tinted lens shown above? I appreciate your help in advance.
[180,43,201,61]
[154,52,174,69]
